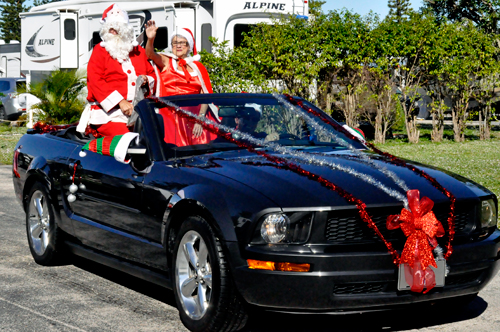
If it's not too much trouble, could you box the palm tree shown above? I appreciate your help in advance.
[22,69,87,124]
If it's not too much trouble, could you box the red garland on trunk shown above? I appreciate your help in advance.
[33,122,77,134]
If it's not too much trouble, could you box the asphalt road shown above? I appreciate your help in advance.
[1,164,500,332]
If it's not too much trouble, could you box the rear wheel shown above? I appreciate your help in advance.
[172,216,248,332]
[26,182,63,265]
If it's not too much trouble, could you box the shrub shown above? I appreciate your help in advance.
[21,69,87,124]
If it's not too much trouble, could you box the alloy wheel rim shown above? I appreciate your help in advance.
[28,191,50,256]
[175,230,213,320]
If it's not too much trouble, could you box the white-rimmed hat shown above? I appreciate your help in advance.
[173,28,201,61]
[100,3,129,24]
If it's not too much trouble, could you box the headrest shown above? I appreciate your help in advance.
[218,106,261,119]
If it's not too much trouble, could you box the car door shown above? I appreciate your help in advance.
[66,149,157,265]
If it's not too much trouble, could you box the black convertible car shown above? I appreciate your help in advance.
[12,94,500,332]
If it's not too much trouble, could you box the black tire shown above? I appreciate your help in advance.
[172,216,248,332]
[0,106,6,121]
[25,182,63,265]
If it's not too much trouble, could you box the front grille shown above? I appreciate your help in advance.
[333,282,387,295]
[325,203,475,244]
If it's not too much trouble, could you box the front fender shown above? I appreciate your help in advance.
[171,184,236,242]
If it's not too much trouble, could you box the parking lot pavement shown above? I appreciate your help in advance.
[1,164,500,332]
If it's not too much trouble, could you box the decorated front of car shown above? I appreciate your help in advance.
[154,93,500,312]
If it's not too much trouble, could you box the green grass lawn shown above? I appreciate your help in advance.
[377,137,500,201]
[0,125,27,165]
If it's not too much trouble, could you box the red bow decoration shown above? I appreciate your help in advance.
[387,190,445,293]
[177,58,196,83]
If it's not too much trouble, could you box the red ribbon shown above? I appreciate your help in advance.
[387,190,444,293]
[177,58,196,83]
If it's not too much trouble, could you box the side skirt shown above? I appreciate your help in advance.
[65,241,172,289]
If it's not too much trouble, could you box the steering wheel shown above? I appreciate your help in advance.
[279,133,300,140]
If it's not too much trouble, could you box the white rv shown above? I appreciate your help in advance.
[20,0,309,83]
[0,41,21,78]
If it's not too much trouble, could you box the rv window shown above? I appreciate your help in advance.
[92,32,102,48]
[144,27,169,51]
[64,19,76,40]
[201,24,212,53]
[234,24,256,47]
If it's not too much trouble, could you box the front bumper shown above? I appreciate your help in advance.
[230,230,500,312]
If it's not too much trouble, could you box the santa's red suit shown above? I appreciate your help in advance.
[78,44,155,135]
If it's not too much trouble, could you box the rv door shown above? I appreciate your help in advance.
[60,12,78,69]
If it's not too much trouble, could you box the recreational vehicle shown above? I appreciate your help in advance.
[0,41,21,78]
[20,0,309,83]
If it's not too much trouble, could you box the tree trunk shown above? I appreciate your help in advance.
[431,113,443,142]
[451,110,467,142]
[431,101,444,142]
[374,110,384,144]
[451,96,469,143]
[406,115,420,143]
[479,105,491,140]
[400,93,419,143]
[342,92,358,128]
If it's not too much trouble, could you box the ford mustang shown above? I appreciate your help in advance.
[12,93,500,332]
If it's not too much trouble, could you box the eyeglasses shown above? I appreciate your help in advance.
[171,41,188,47]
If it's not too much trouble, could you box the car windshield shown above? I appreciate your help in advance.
[155,94,365,157]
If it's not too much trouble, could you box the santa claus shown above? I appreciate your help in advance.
[77,4,156,137]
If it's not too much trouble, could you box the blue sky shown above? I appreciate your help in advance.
[321,0,423,17]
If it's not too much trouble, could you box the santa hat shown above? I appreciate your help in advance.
[174,28,200,61]
[100,4,129,24]
[79,132,139,164]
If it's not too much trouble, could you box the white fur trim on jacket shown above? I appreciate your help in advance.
[100,90,124,112]
[76,103,92,133]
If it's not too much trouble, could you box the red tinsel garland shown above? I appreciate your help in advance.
[150,97,401,264]
[285,95,456,259]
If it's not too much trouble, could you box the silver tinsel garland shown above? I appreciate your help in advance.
[161,100,408,206]
[272,93,411,195]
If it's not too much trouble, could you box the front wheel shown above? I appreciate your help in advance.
[26,182,63,265]
[172,216,248,332]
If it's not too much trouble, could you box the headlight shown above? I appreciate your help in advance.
[480,199,497,229]
[261,214,289,243]
[252,212,313,244]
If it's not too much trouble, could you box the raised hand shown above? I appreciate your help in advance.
[145,20,158,40]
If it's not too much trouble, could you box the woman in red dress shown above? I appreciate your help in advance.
[145,21,218,146]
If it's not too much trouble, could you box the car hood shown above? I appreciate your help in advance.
[193,148,492,209]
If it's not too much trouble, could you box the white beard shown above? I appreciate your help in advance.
[100,21,135,63]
